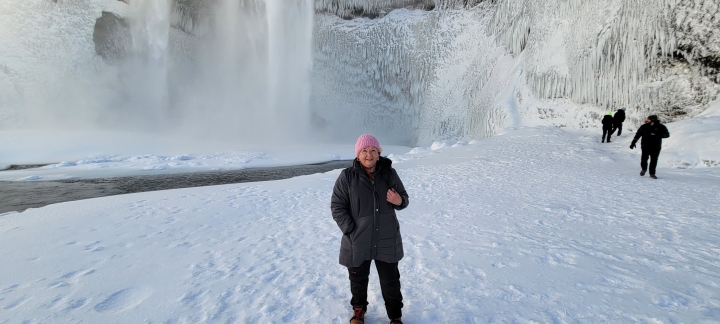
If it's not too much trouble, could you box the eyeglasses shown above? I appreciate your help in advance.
[359,148,379,156]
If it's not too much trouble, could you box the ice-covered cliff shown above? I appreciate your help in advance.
[311,0,720,142]
[0,0,718,145]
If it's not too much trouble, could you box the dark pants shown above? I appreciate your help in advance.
[602,128,613,142]
[641,148,661,175]
[348,260,403,319]
[612,123,623,136]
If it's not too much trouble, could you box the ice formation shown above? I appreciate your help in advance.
[312,4,516,143]
[0,0,717,145]
[311,0,719,142]
[491,0,719,124]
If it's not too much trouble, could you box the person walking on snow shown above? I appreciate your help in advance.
[331,134,409,324]
[601,111,614,143]
[630,115,670,179]
[612,107,626,136]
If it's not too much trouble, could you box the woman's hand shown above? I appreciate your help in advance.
[387,188,402,206]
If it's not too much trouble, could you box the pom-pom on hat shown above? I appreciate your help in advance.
[355,134,382,156]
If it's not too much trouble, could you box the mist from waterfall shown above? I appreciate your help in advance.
[162,0,314,143]
[120,0,171,130]
[121,0,314,142]
[0,0,315,144]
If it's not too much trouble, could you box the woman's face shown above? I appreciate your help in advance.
[358,146,380,169]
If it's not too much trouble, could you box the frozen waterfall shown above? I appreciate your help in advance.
[310,0,718,143]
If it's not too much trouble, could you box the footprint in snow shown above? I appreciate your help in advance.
[84,241,105,252]
[65,298,89,310]
[94,287,153,313]
[3,296,31,310]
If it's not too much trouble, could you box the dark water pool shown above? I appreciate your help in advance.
[0,160,351,214]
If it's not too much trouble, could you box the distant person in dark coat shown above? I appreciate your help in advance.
[630,115,670,179]
[331,134,409,324]
[601,111,614,143]
[612,107,626,136]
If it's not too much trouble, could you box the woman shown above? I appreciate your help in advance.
[331,134,410,324]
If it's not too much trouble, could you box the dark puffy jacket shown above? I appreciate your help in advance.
[331,157,409,267]
[614,110,626,124]
[632,122,670,150]
[602,115,614,130]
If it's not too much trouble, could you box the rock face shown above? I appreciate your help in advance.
[488,0,719,125]
[624,0,720,123]
[171,0,215,35]
[315,0,436,19]
[673,0,720,83]
[93,11,131,62]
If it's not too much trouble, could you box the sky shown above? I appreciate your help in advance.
[1,111,719,322]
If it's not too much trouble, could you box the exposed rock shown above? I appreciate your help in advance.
[93,11,131,62]
[171,0,215,35]
[316,0,436,19]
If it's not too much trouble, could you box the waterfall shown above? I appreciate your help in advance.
[265,0,314,140]
[0,0,315,143]
[173,0,315,142]
[123,0,171,129]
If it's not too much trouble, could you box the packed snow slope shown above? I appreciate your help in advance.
[1,126,719,323]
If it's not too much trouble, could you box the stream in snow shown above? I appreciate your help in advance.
[0,160,351,214]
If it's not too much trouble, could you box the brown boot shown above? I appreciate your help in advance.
[390,319,403,324]
[350,306,365,324]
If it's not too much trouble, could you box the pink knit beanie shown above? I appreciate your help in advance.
[355,134,382,156]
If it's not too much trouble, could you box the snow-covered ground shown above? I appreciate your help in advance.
[1,121,719,323]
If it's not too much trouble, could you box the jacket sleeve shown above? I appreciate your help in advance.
[631,125,644,144]
[661,125,670,138]
[331,169,355,235]
[391,169,409,211]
